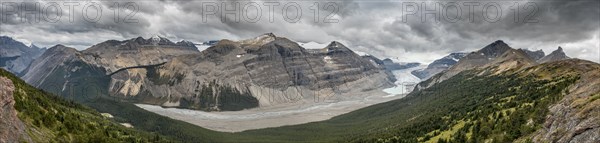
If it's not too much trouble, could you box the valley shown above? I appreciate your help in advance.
[1,34,599,143]
[136,88,400,132]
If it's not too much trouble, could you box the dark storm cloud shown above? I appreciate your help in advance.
[1,0,598,63]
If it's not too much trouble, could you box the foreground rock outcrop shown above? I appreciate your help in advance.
[0,77,30,142]
[530,60,600,143]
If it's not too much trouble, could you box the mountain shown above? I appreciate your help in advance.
[21,36,201,102]
[10,36,599,142]
[361,55,398,81]
[298,41,328,49]
[0,69,166,142]
[538,47,570,63]
[21,33,394,112]
[121,34,393,110]
[199,51,598,143]
[522,48,545,61]
[415,40,537,90]
[139,56,597,143]
[411,52,467,79]
[0,36,46,74]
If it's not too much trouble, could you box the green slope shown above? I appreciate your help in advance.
[223,66,578,142]
[0,69,169,142]
[84,61,585,142]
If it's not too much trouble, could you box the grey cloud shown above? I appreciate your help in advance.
[0,0,598,64]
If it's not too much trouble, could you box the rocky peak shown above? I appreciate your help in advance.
[150,35,162,41]
[148,35,173,45]
[128,36,176,46]
[29,44,39,49]
[551,46,566,56]
[324,41,353,53]
[175,40,198,50]
[538,46,570,63]
[478,40,511,57]
[47,44,77,53]
[240,33,277,46]
[521,48,545,61]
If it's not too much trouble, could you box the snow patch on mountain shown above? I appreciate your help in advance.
[299,41,328,49]
[353,50,369,56]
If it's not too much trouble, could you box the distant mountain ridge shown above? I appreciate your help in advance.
[415,40,571,91]
[411,52,467,79]
[522,48,545,61]
[0,36,46,74]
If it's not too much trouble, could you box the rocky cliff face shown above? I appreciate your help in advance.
[527,60,600,143]
[522,49,545,61]
[21,45,82,87]
[0,77,31,142]
[0,36,46,75]
[21,34,394,111]
[21,36,199,102]
[538,47,570,63]
[114,34,393,110]
[81,36,200,73]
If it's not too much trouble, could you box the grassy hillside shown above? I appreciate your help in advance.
[78,61,584,143]
[220,68,578,142]
[0,69,169,142]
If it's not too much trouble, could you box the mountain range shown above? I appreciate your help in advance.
[415,40,569,91]
[0,36,46,75]
[19,33,394,111]
[411,52,467,80]
[0,34,597,143]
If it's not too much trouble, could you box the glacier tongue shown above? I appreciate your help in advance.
[382,65,426,96]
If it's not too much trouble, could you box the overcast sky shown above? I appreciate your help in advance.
[1,0,598,64]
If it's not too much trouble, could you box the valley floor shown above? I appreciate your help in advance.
[137,89,404,132]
